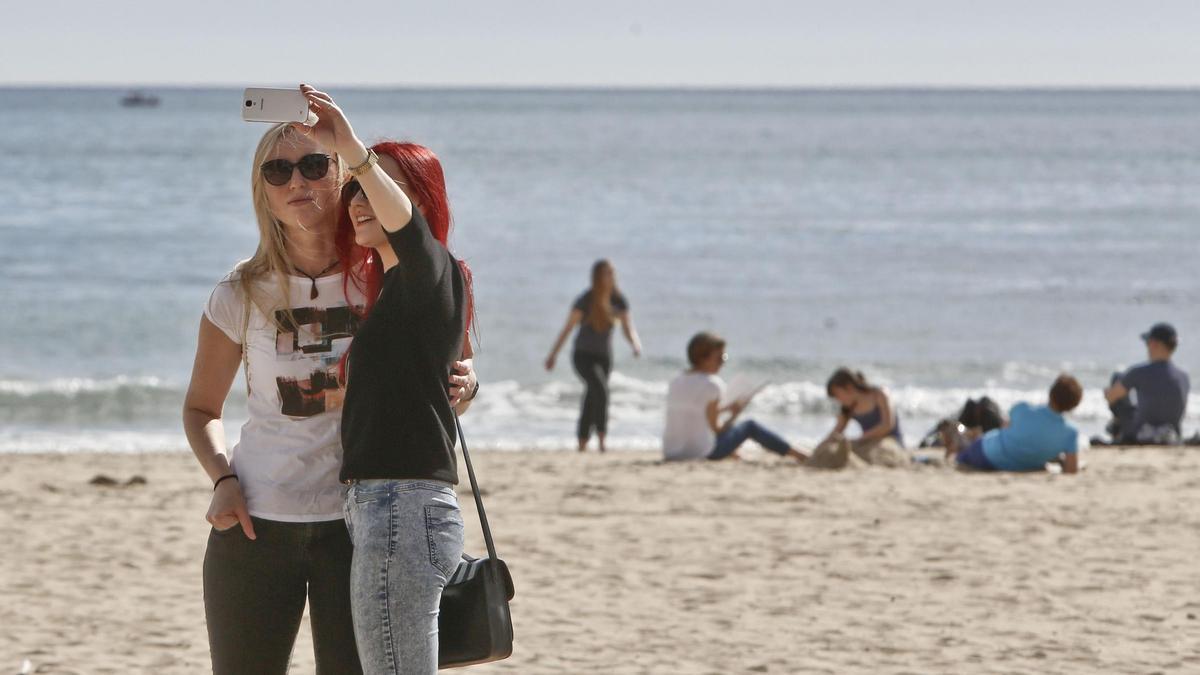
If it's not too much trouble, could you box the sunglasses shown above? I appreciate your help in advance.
[260,154,331,186]
[341,177,409,203]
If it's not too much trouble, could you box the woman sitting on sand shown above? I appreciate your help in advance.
[810,368,909,468]
[944,374,1082,474]
[545,259,642,452]
[182,84,477,673]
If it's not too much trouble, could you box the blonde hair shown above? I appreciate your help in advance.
[234,124,346,331]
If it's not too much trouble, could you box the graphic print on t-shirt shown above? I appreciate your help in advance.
[274,305,364,418]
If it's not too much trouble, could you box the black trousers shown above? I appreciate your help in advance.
[203,516,362,675]
[572,351,613,441]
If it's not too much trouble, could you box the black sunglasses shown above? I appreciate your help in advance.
[341,177,409,203]
[260,154,331,186]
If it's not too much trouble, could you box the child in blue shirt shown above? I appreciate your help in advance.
[948,374,1082,474]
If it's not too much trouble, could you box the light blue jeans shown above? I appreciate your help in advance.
[709,419,791,460]
[344,479,465,675]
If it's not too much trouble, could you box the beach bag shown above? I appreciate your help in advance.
[438,415,515,668]
[959,397,1004,433]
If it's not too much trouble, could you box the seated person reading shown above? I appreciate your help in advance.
[662,332,806,463]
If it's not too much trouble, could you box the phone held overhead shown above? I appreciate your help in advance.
[242,87,319,125]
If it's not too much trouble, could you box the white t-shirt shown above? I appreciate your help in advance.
[662,371,725,461]
[205,269,366,522]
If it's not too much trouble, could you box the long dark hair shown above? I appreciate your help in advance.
[826,367,876,416]
[587,259,617,333]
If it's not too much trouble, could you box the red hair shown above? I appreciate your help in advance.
[338,142,476,378]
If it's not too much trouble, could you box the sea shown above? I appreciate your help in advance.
[2,87,1198,453]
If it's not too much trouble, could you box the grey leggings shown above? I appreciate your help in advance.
[203,516,362,675]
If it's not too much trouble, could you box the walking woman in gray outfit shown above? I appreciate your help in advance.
[545,259,642,452]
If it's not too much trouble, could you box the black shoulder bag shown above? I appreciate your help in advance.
[438,415,515,668]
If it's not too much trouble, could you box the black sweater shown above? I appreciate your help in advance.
[340,207,467,484]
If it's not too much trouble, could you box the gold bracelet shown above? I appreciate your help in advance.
[347,148,378,177]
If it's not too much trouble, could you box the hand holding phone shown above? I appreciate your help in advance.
[295,85,365,162]
[243,85,366,167]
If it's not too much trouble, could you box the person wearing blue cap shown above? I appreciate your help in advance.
[1102,322,1190,444]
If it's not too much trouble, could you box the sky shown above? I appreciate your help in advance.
[3,0,1199,87]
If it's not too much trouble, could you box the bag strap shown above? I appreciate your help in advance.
[454,414,499,562]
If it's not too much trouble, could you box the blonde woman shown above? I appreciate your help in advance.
[545,259,642,452]
[182,85,476,673]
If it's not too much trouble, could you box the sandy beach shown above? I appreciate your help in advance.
[3,447,1199,674]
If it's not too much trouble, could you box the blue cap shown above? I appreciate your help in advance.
[1141,322,1178,348]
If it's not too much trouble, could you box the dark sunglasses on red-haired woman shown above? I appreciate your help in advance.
[341,177,409,203]
[341,178,367,203]
[260,153,331,186]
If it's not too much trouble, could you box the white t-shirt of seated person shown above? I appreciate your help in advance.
[663,371,725,461]
[205,270,366,522]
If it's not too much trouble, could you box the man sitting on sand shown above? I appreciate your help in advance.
[662,332,806,463]
[945,374,1083,474]
[1103,322,1190,445]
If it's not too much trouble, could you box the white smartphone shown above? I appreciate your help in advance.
[241,87,318,125]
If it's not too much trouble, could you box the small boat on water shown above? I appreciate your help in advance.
[120,91,160,107]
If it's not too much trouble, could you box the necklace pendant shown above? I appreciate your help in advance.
[296,259,337,302]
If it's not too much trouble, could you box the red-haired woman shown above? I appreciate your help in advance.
[183,85,477,674]
[306,91,478,670]
[545,259,643,452]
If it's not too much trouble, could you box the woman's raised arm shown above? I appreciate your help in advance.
[297,85,414,234]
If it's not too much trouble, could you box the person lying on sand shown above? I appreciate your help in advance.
[662,332,806,463]
[944,374,1082,474]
